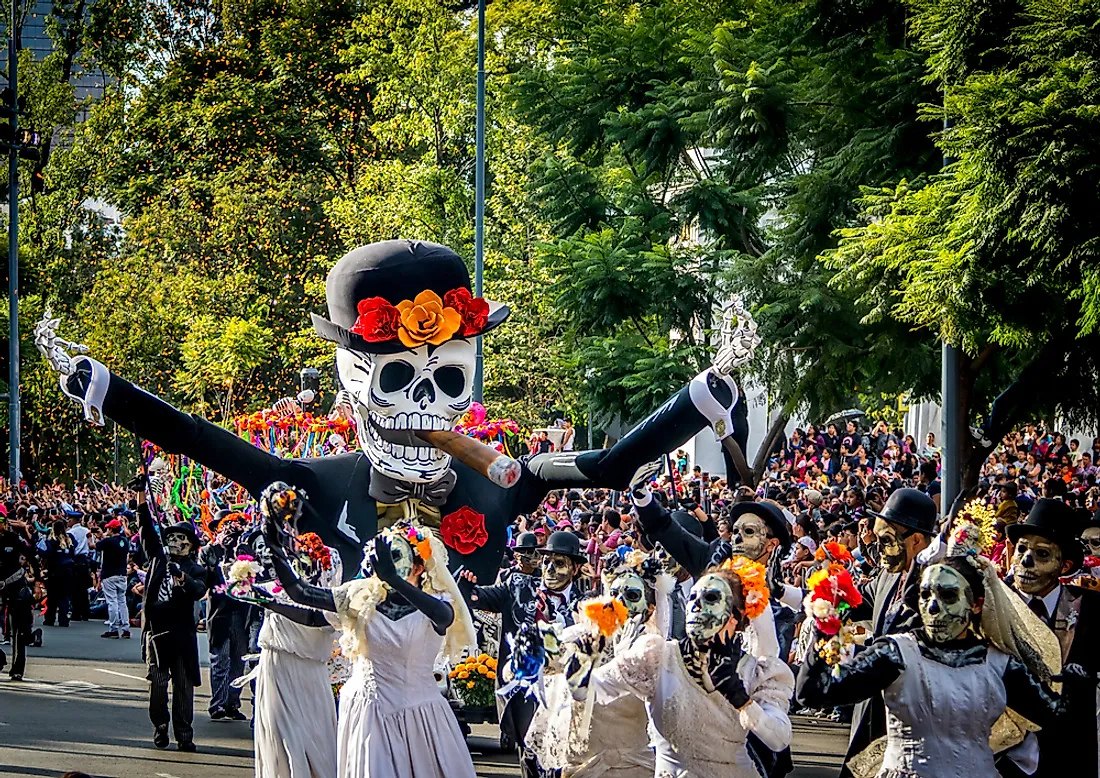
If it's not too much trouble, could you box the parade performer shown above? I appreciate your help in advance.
[577,555,794,778]
[527,549,666,778]
[35,239,759,588]
[797,521,1081,778]
[134,481,209,752]
[223,486,345,778]
[260,487,478,778]
[1002,499,1100,778]
[0,511,40,680]
[459,530,586,778]
[202,512,255,721]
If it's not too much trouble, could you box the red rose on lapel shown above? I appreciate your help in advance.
[440,506,488,555]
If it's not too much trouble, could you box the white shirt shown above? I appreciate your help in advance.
[1030,584,1062,620]
[68,525,90,556]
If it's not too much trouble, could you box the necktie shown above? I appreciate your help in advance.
[1028,597,1049,625]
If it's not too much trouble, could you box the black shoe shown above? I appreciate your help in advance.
[177,741,196,753]
[210,709,227,720]
[30,629,42,648]
[227,709,247,721]
[58,622,69,627]
[9,673,23,681]
[153,725,169,749]
[100,631,120,639]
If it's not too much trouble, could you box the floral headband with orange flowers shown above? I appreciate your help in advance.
[350,288,489,349]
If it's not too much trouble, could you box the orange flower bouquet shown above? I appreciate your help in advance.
[449,653,498,708]
[804,564,866,674]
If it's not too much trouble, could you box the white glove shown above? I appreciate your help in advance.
[34,310,107,425]
[34,309,89,377]
[688,295,758,441]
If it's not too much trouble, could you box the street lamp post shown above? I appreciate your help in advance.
[7,0,19,484]
[473,0,486,403]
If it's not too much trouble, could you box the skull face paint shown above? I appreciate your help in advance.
[336,340,474,484]
[541,553,576,591]
[654,543,682,576]
[362,533,416,582]
[608,572,648,618]
[1082,526,1100,556]
[1011,535,1064,595]
[686,573,737,642]
[874,519,910,574]
[730,513,770,561]
[919,565,975,643]
[515,550,541,575]
[164,533,193,558]
[252,534,274,576]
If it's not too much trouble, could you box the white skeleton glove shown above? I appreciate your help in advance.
[34,310,108,425]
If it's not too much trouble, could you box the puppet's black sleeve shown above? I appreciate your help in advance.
[102,372,293,497]
[632,495,715,578]
[796,636,904,708]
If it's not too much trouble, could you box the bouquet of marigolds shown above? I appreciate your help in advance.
[450,653,498,708]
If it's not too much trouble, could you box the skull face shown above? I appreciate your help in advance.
[541,553,576,591]
[252,534,274,574]
[361,533,416,582]
[608,572,648,618]
[336,340,474,483]
[1011,534,1064,595]
[1082,526,1100,556]
[164,532,194,558]
[730,514,770,561]
[874,518,910,574]
[919,565,976,643]
[686,573,737,642]
[654,542,682,576]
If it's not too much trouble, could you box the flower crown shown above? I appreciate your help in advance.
[380,521,433,562]
[953,499,996,554]
[350,288,489,348]
[718,555,769,620]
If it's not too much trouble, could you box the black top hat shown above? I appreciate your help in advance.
[868,488,937,535]
[1007,498,1085,565]
[512,532,539,552]
[539,531,586,562]
[164,522,200,551]
[312,240,510,354]
[727,501,792,553]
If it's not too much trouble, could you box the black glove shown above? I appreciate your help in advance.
[1058,663,1097,696]
[707,632,750,709]
[167,561,182,580]
[708,539,734,569]
[127,473,147,490]
[367,536,399,584]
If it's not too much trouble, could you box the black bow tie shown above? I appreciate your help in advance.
[368,469,457,509]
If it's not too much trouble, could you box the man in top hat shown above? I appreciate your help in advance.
[999,498,1100,778]
[460,530,585,776]
[133,479,209,752]
[36,240,760,592]
[503,531,541,586]
[832,487,936,778]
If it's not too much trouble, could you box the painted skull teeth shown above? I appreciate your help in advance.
[370,411,452,431]
[366,413,449,464]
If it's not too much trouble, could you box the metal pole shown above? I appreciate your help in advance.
[940,113,960,514]
[472,0,486,403]
[7,0,19,485]
[113,422,120,483]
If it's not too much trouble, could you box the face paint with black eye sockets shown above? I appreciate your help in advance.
[730,514,769,561]
[1011,535,1063,595]
[919,564,974,643]
[542,553,576,591]
[685,573,736,642]
[608,572,648,618]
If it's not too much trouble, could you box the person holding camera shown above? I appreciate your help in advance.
[133,476,208,752]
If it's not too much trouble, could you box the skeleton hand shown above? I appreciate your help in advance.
[34,309,89,377]
[329,389,356,421]
[272,397,302,418]
[713,295,759,376]
[259,481,305,552]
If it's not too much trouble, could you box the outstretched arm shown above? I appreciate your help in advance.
[268,542,337,613]
[254,596,331,628]
[135,490,164,561]
[631,486,715,578]
[796,635,903,708]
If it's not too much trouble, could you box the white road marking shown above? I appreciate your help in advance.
[95,668,146,682]
[156,773,182,778]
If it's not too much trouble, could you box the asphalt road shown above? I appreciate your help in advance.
[0,619,848,778]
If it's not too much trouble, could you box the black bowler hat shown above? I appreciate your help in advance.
[511,532,538,552]
[539,531,587,562]
[728,501,792,553]
[868,487,937,535]
[1007,498,1084,566]
[670,510,703,539]
[312,240,510,354]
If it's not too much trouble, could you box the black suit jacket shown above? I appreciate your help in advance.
[102,369,712,585]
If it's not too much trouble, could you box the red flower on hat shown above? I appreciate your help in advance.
[351,297,400,342]
[440,506,488,555]
[444,288,490,337]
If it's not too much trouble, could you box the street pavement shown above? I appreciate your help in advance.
[0,618,848,778]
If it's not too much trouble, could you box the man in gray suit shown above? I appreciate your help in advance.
[835,487,936,778]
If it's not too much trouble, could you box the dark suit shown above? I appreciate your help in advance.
[468,574,581,778]
[999,584,1100,778]
[98,368,717,586]
[839,561,923,778]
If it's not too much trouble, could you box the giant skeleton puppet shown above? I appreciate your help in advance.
[36,240,759,584]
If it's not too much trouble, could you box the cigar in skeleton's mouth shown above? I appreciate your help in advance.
[370,418,521,489]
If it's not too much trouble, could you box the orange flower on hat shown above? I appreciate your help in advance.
[396,290,463,348]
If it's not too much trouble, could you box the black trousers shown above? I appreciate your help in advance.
[44,571,72,626]
[1,581,33,678]
[147,651,196,744]
[502,695,540,778]
[70,557,91,621]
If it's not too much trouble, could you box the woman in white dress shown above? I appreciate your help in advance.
[575,557,794,778]
[228,515,344,778]
[265,512,477,778]
[796,524,1086,778]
